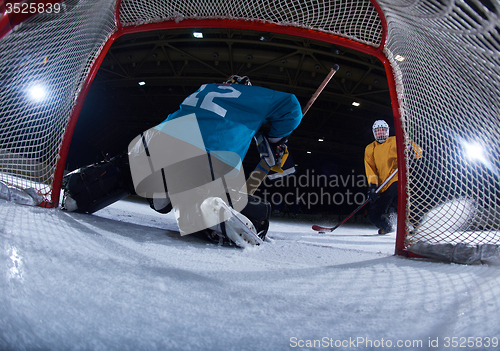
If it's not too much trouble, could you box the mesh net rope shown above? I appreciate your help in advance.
[0,0,117,191]
[0,0,499,261]
[379,0,500,260]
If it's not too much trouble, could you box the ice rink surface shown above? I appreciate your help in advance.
[1,197,500,350]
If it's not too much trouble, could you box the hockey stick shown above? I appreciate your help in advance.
[244,64,340,195]
[301,65,340,116]
[312,168,398,233]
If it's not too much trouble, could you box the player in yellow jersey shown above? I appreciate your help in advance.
[364,120,399,234]
[364,120,422,234]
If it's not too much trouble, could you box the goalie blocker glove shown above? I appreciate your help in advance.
[254,133,289,172]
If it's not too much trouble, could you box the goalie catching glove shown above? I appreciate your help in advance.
[254,133,289,173]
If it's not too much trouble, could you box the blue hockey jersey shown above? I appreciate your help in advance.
[155,83,302,167]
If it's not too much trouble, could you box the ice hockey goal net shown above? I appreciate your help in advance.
[0,0,499,263]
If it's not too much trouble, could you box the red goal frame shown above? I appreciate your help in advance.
[2,0,408,256]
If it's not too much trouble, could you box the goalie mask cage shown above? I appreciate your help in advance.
[1,0,499,264]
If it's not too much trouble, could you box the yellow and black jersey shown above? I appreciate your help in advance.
[364,136,422,192]
[364,136,398,193]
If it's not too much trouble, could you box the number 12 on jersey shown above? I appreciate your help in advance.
[182,84,241,117]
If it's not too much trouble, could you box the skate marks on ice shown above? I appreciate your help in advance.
[96,197,393,255]
[2,198,500,351]
[268,218,398,256]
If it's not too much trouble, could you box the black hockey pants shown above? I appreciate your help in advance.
[368,181,398,233]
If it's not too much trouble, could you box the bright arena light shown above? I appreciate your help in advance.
[463,140,487,163]
[460,138,498,175]
[29,85,46,101]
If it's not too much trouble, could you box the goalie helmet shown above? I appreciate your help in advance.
[372,120,389,143]
[225,75,252,86]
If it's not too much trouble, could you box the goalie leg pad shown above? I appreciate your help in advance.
[147,193,172,214]
[200,197,263,247]
[203,192,271,244]
[240,193,271,240]
[62,154,134,214]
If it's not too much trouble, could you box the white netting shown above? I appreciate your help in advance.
[0,0,117,200]
[378,0,500,256]
[119,0,383,47]
[1,0,499,261]
[0,0,382,204]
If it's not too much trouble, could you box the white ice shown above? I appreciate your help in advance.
[1,197,500,351]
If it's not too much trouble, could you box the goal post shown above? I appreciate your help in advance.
[1,0,499,264]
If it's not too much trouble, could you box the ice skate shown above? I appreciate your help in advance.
[200,197,263,248]
[62,194,79,212]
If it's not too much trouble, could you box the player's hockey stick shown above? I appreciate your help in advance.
[301,65,340,116]
[244,64,340,195]
[312,168,398,233]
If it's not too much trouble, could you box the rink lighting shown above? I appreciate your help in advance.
[318,138,324,142]
[458,136,498,175]
[29,85,46,101]
[463,140,487,164]
[307,151,312,154]
[138,81,146,86]
[193,31,203,38]
[352,101,360,107]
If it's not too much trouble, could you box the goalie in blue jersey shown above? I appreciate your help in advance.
[63,75,303,248]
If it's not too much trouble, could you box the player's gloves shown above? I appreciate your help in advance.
[367,184,380,203]
[268,136,288,166]
[254,134,289,172]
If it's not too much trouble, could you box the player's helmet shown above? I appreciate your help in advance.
[372,120,389,143]
[225,75,252,85]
